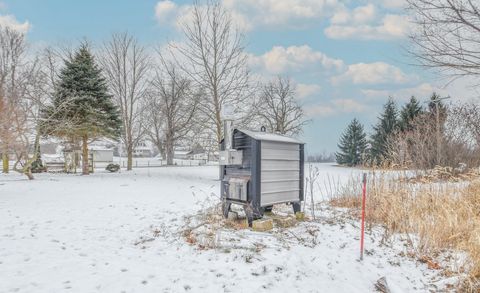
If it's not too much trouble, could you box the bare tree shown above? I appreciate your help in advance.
[408,0,480,79]
[100,32,150,170]
[256,76,308,136]
[170,0,250,146]
[0,26,27,174]
[448,102,480,147]
[145,102,166,159]
[148,56,199,165]
[0,26,53,179]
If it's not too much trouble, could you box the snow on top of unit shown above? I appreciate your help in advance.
[236,129,304,144]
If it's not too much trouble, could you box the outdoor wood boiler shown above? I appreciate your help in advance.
[220,120,305,224]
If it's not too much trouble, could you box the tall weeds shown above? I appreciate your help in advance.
[331,171,480,291]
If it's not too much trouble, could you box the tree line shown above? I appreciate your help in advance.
[336,94,480,170]
[0,1,309,179]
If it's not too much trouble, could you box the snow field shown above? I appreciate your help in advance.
[0,164,445,292]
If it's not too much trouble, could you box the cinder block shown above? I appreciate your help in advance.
[252,218,273,232]
[273,216,296,228]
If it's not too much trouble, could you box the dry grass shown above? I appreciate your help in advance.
[331,170,480,292]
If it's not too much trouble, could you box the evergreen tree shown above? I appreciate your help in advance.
[399,96,423,131]
[336,118,367,166]
[369,97,398,165]
[41,44,121,175]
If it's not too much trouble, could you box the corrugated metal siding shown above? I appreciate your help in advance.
[260,141,300,206]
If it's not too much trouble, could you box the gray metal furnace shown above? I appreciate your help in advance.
[220,125,304,224]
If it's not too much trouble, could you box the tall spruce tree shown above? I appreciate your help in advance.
[370,97,398,165]
[399,96,423,132]
[41,44,121,175]
[336,118,367,166]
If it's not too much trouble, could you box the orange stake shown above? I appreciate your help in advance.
[360,173,367,260]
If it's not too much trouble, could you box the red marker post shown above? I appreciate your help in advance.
[360,173,367,261]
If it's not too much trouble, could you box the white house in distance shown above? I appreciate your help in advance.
[174,149,190,160]
[133,141,153,157]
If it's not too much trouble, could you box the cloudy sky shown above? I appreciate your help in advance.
[0,0,476,153]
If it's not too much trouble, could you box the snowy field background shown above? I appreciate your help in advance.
[0,164,446,292]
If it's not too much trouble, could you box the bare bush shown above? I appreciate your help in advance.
[387,109,480,171]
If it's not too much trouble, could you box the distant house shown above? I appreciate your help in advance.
[187,150,208,160]
[174,149,190,160]
[133,141,153,157]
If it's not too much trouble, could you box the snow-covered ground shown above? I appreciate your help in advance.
[0,164,445,292]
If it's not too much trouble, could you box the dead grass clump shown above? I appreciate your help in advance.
[331,173,480,291]
[406,166,480,183]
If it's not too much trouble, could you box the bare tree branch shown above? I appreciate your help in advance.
[100,32,151,170]
[147,51,199,165]
[168,0,251,147]
[255,76,309,136]
[408,0,480,81]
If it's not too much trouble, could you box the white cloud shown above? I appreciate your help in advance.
[331,4,376,25]
[305,105,335,117]
[155,0,340,31]
[296,83,321,99]
[379,0,405,10]
[325,14,411,40]
[361,83,438,101]
[325,5,412,41]
[223,0,339,29]
[155,0,178,24]
[249,45,344,75]
[332,99,368,113]
[306,98,367,117]
[0,14,30,33]
[332,62,411,85]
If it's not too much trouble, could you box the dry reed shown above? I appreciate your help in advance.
[331,170,480,292]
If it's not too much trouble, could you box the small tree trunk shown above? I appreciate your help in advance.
[25,168,34,180]
[166,139,174,165]
[127,146,133,171]
[82,135,89,175]
[2,152,8,173]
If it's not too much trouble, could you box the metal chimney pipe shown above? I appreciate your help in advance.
[224,119,233,150]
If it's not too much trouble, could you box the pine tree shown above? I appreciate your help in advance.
[399,96,423,132]
[41,44,121,175]
[336,118,367,166]
[370,97,398,165]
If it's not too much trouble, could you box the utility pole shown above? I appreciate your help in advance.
[426,96,451,166]
[435,101,440,165]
